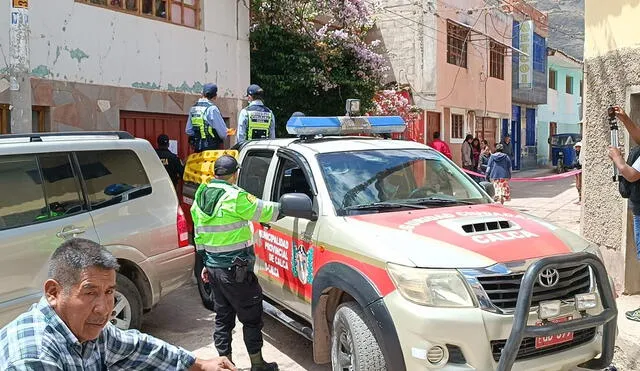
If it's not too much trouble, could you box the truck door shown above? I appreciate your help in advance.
[252,150,318,319]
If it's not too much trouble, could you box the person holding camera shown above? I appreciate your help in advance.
[191,155,281,370]
[608,106,640,321]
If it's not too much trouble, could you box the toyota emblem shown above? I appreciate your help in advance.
[538,268,560,288]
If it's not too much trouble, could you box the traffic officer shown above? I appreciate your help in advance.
[155,134,184,186]
[186,83,228,152]
[236,84,275,144]
[191,155,280,371]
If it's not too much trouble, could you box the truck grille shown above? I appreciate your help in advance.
[490,327,597,361]
[476,264,591,311]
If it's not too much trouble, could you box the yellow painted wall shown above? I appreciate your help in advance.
[585,0,640,58]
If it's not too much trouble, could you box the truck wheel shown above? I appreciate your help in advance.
[331,302,386,371]
[195,257,216,311]
[112,273,143,330]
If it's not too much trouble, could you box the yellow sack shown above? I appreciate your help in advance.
[183,150,239,184]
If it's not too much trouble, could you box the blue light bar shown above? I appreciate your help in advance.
[286,116,406,136]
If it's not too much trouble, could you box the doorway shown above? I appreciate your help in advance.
[426,111,440,145]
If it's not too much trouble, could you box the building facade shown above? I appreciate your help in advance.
[375,0,514,166]
[536,47,583,166]
[584,0,640,295]
[0,0,250,160]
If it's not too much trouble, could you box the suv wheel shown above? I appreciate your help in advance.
[111,273,143,330]
[195,257,216,311]
[331,302,386,371]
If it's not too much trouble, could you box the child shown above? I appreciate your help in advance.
[486,144,513,204]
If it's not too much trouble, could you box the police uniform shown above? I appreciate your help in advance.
[186,83,228,152]
[191,155,279,371]
[155,134,184,186]
[237,84,276,144]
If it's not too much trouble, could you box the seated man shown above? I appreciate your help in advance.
[0,238,236,371]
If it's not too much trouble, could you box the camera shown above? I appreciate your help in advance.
[608,106,617,121]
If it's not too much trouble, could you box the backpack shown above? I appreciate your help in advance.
[619,146,640,201]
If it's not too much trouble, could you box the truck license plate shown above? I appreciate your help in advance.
[535,315,574,349]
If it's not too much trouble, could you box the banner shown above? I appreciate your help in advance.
[519,20,534,90]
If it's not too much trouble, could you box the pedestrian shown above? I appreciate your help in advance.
[471,137,481,170]
[573,141,583,203]
[0,238,236,371]
[486,143,513,204]
[186,83,229,152]
[430,131,452,159]
[478,144,492,175]
[608,105,640,322]
[156,134,184,187]
[461,134,474,171]
[191,155,280,371]
[237,84,276,145]
[500,134,515,168]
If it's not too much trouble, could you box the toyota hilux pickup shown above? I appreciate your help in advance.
[181,114,617,371]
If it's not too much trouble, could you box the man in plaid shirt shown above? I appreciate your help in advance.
[0,238,236,371]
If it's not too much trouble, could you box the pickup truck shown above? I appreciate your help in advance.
[181,115,617,371]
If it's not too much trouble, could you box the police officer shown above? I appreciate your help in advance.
[155,134,184,186]
[191,155,280,371]
[237,84,275,144]
[186,83,228,152]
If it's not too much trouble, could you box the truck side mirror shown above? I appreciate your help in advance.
[479,181,495,198]
[279,193,317,221]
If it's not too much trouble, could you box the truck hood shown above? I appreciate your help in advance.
[344,203,588,268]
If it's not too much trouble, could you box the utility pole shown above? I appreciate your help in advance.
[9,0,32,134]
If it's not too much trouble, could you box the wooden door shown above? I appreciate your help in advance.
[426,111,440,144]
[120,111,191,161]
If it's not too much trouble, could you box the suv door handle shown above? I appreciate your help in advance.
[56,226,86,239]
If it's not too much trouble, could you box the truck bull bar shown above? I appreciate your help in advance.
[496,252,617,371]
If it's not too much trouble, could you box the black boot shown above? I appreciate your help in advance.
[249,352,278,371]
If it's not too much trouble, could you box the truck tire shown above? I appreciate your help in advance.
[331,302,387,371]
[195,257,216,311]
[112,273,143,330]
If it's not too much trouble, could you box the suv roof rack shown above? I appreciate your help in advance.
[0,131,135,142]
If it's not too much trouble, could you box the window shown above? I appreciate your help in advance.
[512,21,520,65]
[447,21,469,68]
[76,150,151,210]
[451,114,464,139]
[237,150,274,198]
[490,41,505,80]
[37,154,87,218]
[0,155,47,230]
[566,75,574,94]
[549,69,557,90]
[77,0,199,28]
[273,158,313,202]
[533,33,546,72]
[0,105,48,134]
[0,105,9,134]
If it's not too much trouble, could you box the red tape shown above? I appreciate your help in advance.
[462,169,582,182]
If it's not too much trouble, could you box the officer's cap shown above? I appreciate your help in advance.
[203,83,218,97]
[246,84,264,97]
[214,155,239,176]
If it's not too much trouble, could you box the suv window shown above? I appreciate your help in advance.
[273,158,313,201]
[76,150,151,210]
[238,150,273,197]
[0,155,47,229]
[38,153,87,218]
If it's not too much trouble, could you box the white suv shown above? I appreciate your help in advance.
[0,131,195,330]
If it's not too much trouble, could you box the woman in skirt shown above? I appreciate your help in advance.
[486,143,513,204]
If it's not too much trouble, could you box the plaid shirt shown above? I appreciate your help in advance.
[0,297,196,370]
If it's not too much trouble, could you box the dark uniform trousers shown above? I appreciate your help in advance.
[206,265,264,356]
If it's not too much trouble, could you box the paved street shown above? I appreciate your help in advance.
[142,169,638,370]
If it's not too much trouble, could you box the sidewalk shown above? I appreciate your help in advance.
[507,168,640,370]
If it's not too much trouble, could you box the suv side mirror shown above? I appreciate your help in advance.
[479,181,495,198]
[279,193,317,221]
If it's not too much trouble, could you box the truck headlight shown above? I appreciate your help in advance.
[386,263,476,308]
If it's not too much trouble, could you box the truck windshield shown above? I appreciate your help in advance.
[317,149,491,215]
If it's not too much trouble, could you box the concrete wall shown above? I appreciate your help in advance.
[435,2,513,165]
[583,0,640,294]
[373,0,438,110]
[0,0,250,98]
[537,52,583,165]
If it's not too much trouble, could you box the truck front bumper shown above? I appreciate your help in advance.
[384,253,617,370]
